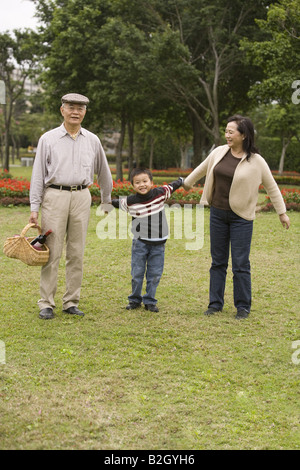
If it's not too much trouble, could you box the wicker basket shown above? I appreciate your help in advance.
[3,223,50,266]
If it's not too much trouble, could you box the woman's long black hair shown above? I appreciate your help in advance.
[227,115,259,160]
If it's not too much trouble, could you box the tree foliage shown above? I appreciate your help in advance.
[0,30,40,170]
[241,0,300,104]
[1,1,298,173]
[241,0,300,173]
[34,0,271,171]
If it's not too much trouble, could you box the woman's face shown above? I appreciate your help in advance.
[225,121,244,150]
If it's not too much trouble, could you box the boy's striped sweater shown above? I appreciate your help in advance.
[112,177,183,244]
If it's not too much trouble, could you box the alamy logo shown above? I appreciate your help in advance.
[291,340,300,365]
[96,203,204,250]
[0,341,5,365]
[291,80,300,104]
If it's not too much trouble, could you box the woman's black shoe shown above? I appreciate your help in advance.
[204,307,221,316]
[235,309,249,319]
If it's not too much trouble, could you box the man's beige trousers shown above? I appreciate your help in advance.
[38,187,91,311]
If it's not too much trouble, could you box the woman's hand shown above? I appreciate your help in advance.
[279,213,290,229]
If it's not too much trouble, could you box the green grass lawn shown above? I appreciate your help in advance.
[0,204,299,450]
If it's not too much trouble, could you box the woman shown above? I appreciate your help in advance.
[184,115,290,319]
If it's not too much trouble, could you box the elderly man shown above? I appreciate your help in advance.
[29,93,113,319]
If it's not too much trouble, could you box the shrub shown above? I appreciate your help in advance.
[262,188,300,211]
[0,169,13,179]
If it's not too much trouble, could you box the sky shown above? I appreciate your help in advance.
[0,0,39,33]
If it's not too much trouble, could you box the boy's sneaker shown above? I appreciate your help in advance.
[204,307,221,316]
[126,302,141,310]
[145,304,159,312]
[235,309,249,320]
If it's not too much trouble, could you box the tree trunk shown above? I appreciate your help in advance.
[3,99,13,171]
[116,113,126,181]
[191,116,202,167]
[127,120,134,180]
[149,136,154,170]
[4,127,10,171]
[180,142,190,169]
[0,137,3,166]
[11,134,16,164]
[278,137,291,175]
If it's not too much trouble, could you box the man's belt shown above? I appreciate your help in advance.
[49,184,87,191]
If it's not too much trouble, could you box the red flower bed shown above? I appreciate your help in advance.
[262,188,300,212]
[0,177,30,198]
[265,188,300,204]
[0,175,299,211]
[108,168,300,184]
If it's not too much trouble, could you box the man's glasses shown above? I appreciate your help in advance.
[63,104,86,112]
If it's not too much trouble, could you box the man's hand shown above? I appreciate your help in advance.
[29,211,39,226]
[99,203,114,215]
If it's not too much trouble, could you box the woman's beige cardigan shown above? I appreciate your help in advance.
[184,144,286,220]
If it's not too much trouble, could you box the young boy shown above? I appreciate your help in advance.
[111,168,184,312]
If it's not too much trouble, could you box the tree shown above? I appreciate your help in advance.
[241,0,300,173]
[34,0,270,170]
[137,0,271,164]
[89,16,155,179]
[34,0,111,121]
[35,0,154,179]
[262,103,300,174]
[94,0,272,165]
[0,30,40,170]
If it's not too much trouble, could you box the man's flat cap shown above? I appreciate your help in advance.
[61,93,89,105]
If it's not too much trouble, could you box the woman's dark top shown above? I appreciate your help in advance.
[211,150,241,210]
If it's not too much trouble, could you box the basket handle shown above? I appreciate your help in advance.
[20,223,42,238]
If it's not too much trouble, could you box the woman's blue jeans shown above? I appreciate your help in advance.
[129,238,165,305]
[209,206,253,312]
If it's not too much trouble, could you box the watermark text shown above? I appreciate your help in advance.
[0,341,5,365]
[96,203,204,250]
[291,80,300,104]
[291,340,300,365]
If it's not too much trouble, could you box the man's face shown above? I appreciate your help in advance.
[60,103,87,127]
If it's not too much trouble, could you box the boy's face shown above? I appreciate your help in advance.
[132,173,153,195]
